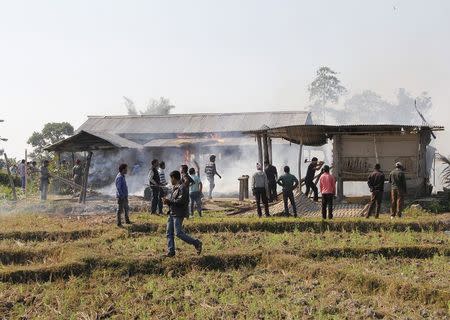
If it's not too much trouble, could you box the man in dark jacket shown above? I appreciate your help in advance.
[277,166,299,217]
[163,170,203,257]
[366,164,385,218]
[389,162,407,218]
[264,161,278,202]
[148,159,162,214]
[304,157,324,202]
[115,163,131,226]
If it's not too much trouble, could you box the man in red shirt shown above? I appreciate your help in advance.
[319,165,336,219]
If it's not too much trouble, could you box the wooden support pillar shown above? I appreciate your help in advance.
[262,134,269,165]
[4,153,17,201]
[298,142,303,182]
[332,135,344,201]
[257,135,263,165]
[268,138,273,164]
[79,151,93,204]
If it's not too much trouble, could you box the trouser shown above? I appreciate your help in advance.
[367,190,383,218]
[150,186,161,214]
[305,180,319,201]
[268,181,278,202]
[322,194,334,219]
[282,190,297,216]
[40,180,49,200]
[207,176,215,198]
[166,215,200,254]
[21,176,26,190]
[190,191,202,217]
[254,187,270,217]
[117,197,130,224]
[390,189,404,217]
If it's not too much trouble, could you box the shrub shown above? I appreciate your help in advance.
[0,171,21,187]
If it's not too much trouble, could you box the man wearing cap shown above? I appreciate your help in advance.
[389,162,407,218]
[251,163,270,217]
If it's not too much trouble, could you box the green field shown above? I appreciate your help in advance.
[0,213,449,319]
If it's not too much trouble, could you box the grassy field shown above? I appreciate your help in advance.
[0,212,449,319]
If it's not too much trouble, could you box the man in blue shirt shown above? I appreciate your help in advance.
[189,167,203,217]
[115,163,131,227]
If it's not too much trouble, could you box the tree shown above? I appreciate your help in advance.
[123,96,175,115]
[330,88,433,125]
[27,122,74,160]
[308,67,347,123]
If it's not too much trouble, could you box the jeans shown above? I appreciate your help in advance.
[207,176,215,198]
[254,187,270,217]
[166,215,200,254]
[268,181,278,202]
[322,194,334,219]
[117,197,130,224]
[390,189,404,217]
[151,186,161,214]
[367,190,383,218]
[282,190,297,216]
[40,179,49,200]
[21,176,26,190]
[305,180,318,201]
[190,191,202,217]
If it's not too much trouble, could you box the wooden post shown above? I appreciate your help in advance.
[268,138,273,164]
[298,141,303,181]
[24,149,27,196]
[79,151,93,204]
[4,153,17,201]
[257,135,263,165]
[262,134,269,165]
[332,135,344,201]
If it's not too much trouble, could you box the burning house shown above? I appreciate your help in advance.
[45,111,443,205]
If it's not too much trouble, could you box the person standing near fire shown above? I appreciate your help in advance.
[39,160,51,201]
[251,163,270,217]
[72,159,83,186]
[366,163,385,218]
[115,163,131,226]
[389,162,407,218]
[205,155,221,199]
[304,157,324,202]
[277,166,299,217]
[319,165,336,219]
[264,160,278,202]
[17,159,26,191]
[148,159,162,214]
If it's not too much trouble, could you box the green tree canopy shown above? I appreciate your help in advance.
[27,122,74,160]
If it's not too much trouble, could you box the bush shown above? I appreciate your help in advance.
[0,171,21,187]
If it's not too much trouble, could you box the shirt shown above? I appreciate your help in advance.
[40,166,50,181]
[189,175,202,193]
[368,170,385,192]
[264,165,278,182]
[319,173,336,195]
[73,165,83,177]
[389,168,407,192]
[158,168,167,186]
[305,163,317,181]
[252,170,268,190]
[115,173,128,199]
[277,173,299,192]
[205,162,217,178]
[168,183,189,217]
[17,163,26,177]
[148,167,161,186]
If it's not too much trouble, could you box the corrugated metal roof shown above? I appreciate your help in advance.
[45,130,142,152]
[144,137,257,148]
[78,111,312,134]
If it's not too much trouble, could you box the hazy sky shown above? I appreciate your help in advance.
[1,0,449,158]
